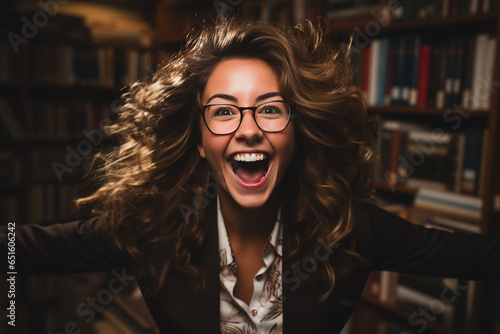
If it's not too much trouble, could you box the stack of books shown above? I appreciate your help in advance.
[351,33,497,110]
[376,119,488,196]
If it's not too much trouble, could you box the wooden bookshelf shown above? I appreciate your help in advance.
[330,10,499,35]
[0,1,162,333]
[355,295,465,334]
[334,0,500,333]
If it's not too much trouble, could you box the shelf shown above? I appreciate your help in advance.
[374,181,418,195]
[384,12,498,33]
[330,11,499,35]
[368,106,490,117]
[25,137,107,146]
[30,84,123,97]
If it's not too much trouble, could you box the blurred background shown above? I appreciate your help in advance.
[0,0,499,333]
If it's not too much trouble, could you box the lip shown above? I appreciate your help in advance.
[227,150,273,189]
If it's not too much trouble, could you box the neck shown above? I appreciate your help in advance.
[218,191,280,243]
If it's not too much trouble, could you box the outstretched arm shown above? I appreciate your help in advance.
[0,216,125,275]
[355,203,500,280]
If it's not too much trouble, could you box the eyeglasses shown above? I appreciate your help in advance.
[200,100,291,135]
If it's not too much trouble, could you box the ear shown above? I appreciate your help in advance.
[197,143,206,159]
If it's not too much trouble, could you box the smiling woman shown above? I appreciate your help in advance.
[198,58,297,211]
[1,17,499,334]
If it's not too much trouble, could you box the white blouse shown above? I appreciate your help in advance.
[217,198,283,334]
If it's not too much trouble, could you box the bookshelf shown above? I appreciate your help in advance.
[327,0,500,333]
[0,1,165,333]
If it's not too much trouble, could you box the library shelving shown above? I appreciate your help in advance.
[328,1,500,333]
[0,1,164,333]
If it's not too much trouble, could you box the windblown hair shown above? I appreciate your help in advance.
[77,17,377,299]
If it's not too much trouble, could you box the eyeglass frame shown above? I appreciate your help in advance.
[199,100,292,135]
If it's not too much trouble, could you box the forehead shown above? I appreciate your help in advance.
[202,58,280,103]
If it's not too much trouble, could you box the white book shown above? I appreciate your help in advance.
[470,0,480,13]
[416,187,482,209]
[479,37,497,109]
[470,34,489,109]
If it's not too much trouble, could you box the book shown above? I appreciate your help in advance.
[368,39,381,106]
[461,127,483,195]
[416,44,431,108]
[402,130,456,190]
[362,46,371,102]
[406,36,421,107]
[469,34,490,110]
[451,37,465,107]
[435,42,448,109]
[390,36,407,106]
[461,36,476,108]
[376,38,390,106]
[479,37,497,110]
[413,187,482,224]
[0,99,24,140]
[427,44,445,108]
[444,38,457,108]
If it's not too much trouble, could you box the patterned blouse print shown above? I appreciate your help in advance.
[217,199,283,334]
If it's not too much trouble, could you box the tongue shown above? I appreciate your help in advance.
[234,161,267,184]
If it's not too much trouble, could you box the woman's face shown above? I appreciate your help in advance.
[198,58,296,209]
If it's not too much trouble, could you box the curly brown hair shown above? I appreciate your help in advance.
[77,17,377,299]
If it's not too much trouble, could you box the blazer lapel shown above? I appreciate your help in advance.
[141,197,220,334]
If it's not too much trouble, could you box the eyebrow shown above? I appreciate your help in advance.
[206,92,282,104]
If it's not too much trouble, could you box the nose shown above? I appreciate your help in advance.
[234,109,263,144]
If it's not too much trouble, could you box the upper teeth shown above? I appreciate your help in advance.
[233,153,266,162]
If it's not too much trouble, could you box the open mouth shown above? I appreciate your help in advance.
[229,153,270,185]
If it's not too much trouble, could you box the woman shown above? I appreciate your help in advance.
[2,18,500,334]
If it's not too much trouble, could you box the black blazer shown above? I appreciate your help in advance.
[2,198,500,333]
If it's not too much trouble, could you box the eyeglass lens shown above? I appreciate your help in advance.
[203,101,290,134]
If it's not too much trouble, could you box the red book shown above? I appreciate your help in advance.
[362,46,371,101]
[417,45,431,108]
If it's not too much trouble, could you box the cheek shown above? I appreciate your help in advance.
[279,128,296,159]
[199,133,229,168]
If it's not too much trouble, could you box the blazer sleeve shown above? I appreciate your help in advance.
[354,203,500,280]
[0,216,126,275]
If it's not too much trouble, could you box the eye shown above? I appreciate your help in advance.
[259,104,282,114]
[211,106,236,117]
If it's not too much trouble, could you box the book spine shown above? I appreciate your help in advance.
[417,45,431,108]
[444,38,458,108]
[470,34,489,109]
[390,37,406,106]
[362,46,371,102]
[408,36,421,107]
[461,127,483,195]
[368,39,381,106]
[376,38,390,106]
